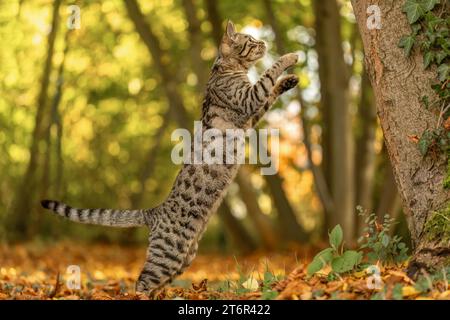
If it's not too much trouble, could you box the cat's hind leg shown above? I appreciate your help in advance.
[135,226,190,296]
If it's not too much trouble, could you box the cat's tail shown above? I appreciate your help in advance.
[41,200,147,227]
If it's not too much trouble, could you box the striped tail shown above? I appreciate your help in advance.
[41,200,147,228]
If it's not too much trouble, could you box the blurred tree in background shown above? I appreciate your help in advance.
[0,0,406,251]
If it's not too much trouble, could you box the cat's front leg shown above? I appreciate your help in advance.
[257,53,298,93]
[243,53,298,118]
[251,74,299,126]
[278,53,299,71]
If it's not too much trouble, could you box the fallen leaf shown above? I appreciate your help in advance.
[242,278,259,291]
[402,286,420,298]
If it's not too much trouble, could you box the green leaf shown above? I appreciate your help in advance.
[381,234,390,247]
[411,23,422,34]
[418,131,432,155]
[420,0,440,12]
[423,51,434,68]
[331,251,361,274]
[307,247,335,275]
[403,0,425,24]
[425,12,443,29]
[261,290,278,300]
[329,225,343,249]
[314,247,334,263]
[307,258,325,275]
[437,64,449,82]
[421,95,430,107]
[330,256,345,273]
[435,51,447,64]
[344,250,362,266]
[398,35,415,56]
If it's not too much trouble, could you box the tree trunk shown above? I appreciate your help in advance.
[8,0,62,240]
[124,0,191,127]
[204,0,222,45]
[262,0,286,54]
[376,152,401,222]
[264,173,308,243]
[264,0,334,232]
[181,0,209,89]
[129,110,170,209]
[236,168,278,250]
[314,0,355,243]
[218,200,256,254]
[355,69,377,235]
[351,0,449,272]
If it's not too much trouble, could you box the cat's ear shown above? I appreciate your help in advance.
[226,20,236,40]
[220,20,236,57]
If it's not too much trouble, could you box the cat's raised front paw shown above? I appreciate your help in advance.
[279,74,299,93]
[281,53,299,68]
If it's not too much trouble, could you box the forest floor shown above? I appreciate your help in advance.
[0,242,449,300]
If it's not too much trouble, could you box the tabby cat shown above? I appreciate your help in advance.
[41,21,299,296]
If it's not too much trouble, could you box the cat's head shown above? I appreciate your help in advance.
[218,20,266,69]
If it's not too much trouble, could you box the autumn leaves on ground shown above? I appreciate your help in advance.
[0,242,448,300]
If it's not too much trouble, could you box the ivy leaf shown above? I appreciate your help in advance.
[418,130,433,155]
[420,0,440,12]
[435,51,447,64]
[411,23,422,34]
[424,51,434,68]
[399,35,415,56]
[403,0,425,24]
[425,12,443,29]
[329,225,343,249]
[437,64,449,82]
[421,95,430,108]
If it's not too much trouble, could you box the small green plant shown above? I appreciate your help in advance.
[217,259,283,299]
[357,206,409,264]
[260,270,280,299]
[308,207,411,277]
[307,225,362,276]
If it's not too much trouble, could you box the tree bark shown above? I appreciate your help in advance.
[351,0,450,272]
[314,0,355,242]
[8,0,62,240]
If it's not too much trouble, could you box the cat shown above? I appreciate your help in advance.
[41,20,299,296]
